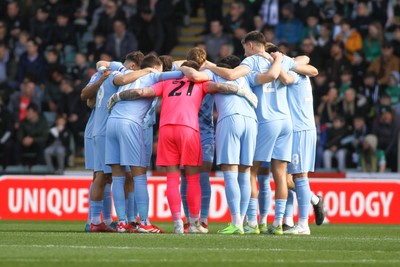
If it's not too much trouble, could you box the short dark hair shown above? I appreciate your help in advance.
[159,55,173,71]
[181,60,200,71]
[216,55,241,69]
[124,51,144,66]
[141,55,162,69]
[241,31,266,45]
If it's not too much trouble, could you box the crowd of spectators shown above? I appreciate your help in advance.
[196,0,400,173]
[0,0,399,173]
[0,0,186,172]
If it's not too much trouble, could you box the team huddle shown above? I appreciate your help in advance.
[83,30,325,235]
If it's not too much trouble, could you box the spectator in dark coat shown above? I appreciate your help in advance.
[16,39,47,84]
[130,6,164,55]
[14,102,48,165]
[95,0,126,36]
[30,4,53,50]
[105,19,138,61]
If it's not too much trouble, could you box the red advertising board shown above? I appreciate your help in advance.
[0,175,399,223]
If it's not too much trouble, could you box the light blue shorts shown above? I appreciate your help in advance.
[93,135,112,174]
[254,119,293,162]
[84,137,94,170]
[215,115,257,166]
[287,130,316,174]
[105,118,146,167]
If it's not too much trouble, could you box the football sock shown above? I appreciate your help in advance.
[102,183,112,224]
[134,174,149,223]
[238,172,251,217]
[112,176,126,222]
[186,173,201,220]
[247,198,258,227]
[90,200,103,225]
[167,172,182,220]
[273,199,287,227]
[200,218,208,225]
[127,192,136,222]
[180,174,189,220]
[258,174,271,224]
[200,171,211,220]
[283,190,294,227]
[232,213,241,227]
[295,177,312,228]
[223,171,240,224]
[311,192,319,205]
[87,182,93,224]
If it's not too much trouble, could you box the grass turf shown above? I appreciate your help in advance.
[0,221,399,267]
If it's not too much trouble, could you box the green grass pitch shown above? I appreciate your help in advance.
[0,221,399,267]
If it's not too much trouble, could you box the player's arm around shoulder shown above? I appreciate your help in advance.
[179,66,210,82]
[107,86,156,112]
[205,81,258,108]
[256,52,283,84]
[278,69,295,85]
[114,68,157,86]
[205,61,250,81]
[292,56,319,77]
[80,69,111,101]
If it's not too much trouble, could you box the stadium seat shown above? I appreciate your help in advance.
[5,165,30,174]
[30,165,54,174]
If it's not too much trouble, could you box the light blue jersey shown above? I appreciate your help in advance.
[106,71,183,166]
[287,71,316,174]
[199,94,214,137]
[206,70,257,165]
[242,55,294,162]
[83,72,102,170]
[143,98,158,129]
[84,72,102,139]
[109,73,156,125]
[243,55,295,123]
[286,71,315,132]
[206,70,257,122]
[92,71,122,136]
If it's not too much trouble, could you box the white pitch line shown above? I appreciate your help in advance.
[1,258,400,264]
[0,244,399,254]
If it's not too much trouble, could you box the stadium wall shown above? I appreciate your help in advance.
[0,175,399,224]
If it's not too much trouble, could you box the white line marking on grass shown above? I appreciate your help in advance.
[1,258,400,264]
[0,244,399,254]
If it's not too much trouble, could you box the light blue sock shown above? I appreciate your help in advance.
[295,178,312,220]
[258,174,271,219]
[87,182,93,224]
[134,174,149,223]
[238,172,251,217]
[223,171,240,215]
[127,192,136,222]
[247,198,258,222]
[180,174,190,219]
[112,176,126,222]
[200,172,211,219]
[284,189,294,218]
[90,200,103,225]
[102,184,112,221]
[274,199,287,226]
[133,196,138,219]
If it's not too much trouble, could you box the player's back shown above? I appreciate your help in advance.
[109,72,159,125]
[92,71,120,136]
[207,70,257,123]
[153,77,208,131]
[287,71,315,131]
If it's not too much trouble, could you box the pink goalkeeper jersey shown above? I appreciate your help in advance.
[152,78,209,131]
